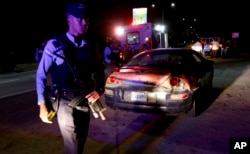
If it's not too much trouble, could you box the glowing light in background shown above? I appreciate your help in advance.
[115,26,124,36]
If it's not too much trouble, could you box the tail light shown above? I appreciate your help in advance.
[170,93,188,100]
[106,75,123,85]
[162,77,190,90]
[170,77,179,86]
[109,76,115,83]
[119,52,123,59]
[106,76,116,84]
[111,67,120,73]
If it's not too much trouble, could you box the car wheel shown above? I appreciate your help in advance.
[204,75,213,92]
[189,99,196,117]
[207,78,213,90]
[188,90,201,117]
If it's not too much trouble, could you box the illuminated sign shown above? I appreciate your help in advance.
[232,32,239,38]
[132,8,147,25]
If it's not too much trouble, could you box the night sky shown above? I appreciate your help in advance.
[2,0,246,62]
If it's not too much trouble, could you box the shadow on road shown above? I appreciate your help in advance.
[196,57,250,116]
[197,87,224,116]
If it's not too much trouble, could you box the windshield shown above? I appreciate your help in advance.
[127,51,184,67]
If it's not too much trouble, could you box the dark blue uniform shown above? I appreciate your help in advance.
[36,32,105,153]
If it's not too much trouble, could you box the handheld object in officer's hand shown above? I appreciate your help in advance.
[76,106,89,112]
[68,95,86,108]
[88,99,106,120]
[48,110,56,121]
[68,95,89,112]
[68,96,106,120]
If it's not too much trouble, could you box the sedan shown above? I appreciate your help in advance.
[104,48,214,116]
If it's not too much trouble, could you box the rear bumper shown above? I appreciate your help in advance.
[104,94,193,116]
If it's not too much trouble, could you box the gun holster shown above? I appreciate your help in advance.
[46,85,60,121]
[49,85,60,110]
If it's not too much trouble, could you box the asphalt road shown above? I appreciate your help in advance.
[0,71,36,98]
[0,53,250,154]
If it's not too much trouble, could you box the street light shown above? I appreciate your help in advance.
[151,3,173,48]
[155,24,165,32]
[154,24,167,48]
[171,2,176,8]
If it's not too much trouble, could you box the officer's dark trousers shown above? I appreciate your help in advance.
[57,98,90,154]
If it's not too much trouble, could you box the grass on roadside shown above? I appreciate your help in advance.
[13,63,38,72]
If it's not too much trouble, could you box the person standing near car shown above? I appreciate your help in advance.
[35,40,48,62]
[211,39,220,58]
[103,40,120,78]
[36,2,105,154]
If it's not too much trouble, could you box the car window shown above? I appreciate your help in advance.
[167,54,183,64]
[128,53,152,66]
[152,53,170,63]
[150,52,183,65]
[128,51,184,66]
[126,32,140,45]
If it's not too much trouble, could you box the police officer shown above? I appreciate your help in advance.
[36,2,105,154]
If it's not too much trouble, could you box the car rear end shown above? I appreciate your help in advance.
[104,67,194,115]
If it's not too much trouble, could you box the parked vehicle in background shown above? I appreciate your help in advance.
[200,37,213,56]
[114,23,167,62]
[104,48,214,116]
[200,37,223,58]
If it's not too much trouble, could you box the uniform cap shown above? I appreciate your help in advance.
[66,2,89,18]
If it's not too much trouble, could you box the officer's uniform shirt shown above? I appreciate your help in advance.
[103,46,112,64]
[36,32,102,105]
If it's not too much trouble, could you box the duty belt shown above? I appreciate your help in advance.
[61,89,85,101]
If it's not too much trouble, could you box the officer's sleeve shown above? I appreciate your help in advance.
[36,39,57,105]
[104,47,111,63]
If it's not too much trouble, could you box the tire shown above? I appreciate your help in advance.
[188,89,201,117]
[204,73,213,92]
[189,99,196,117]
[207,77,213,90]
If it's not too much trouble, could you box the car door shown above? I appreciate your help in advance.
[191,52,213,88]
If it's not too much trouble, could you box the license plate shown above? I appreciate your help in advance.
[131,92,147,102]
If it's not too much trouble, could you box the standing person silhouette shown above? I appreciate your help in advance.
[36,2,105,154]
[103,40,120,78]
